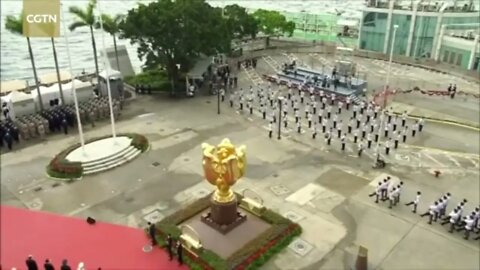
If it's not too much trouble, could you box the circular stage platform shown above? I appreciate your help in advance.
[66,136,142,175]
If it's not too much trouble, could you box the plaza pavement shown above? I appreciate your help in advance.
[1,56,480,270]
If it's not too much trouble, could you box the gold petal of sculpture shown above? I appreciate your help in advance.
[201,138,246,203]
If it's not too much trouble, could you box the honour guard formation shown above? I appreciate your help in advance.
[0,96,122,152]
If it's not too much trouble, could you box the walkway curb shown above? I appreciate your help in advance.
[392,112,480,130]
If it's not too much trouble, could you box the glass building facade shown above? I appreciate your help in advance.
[359,6,479,61]
[282,11,358,47]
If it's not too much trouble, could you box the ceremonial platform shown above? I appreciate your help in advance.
[66,136,142,175]
[264,64,368,104]
[0,206,188,270]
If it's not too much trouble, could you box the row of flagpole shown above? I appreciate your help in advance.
[60,0,116,154]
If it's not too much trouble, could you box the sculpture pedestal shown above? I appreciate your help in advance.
[201,196,247,234]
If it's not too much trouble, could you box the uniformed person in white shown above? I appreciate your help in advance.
[268,122,273,138]
[441,207,460,233]
[325,129,332,145]
[459,215,475,240]
[318,107,324,123]
[418,117,425,132]
[402,126,408,143]
[340,134,346,151]
[380,178,390,201]
[330,112,337,128]
[283,115,288,128]
[405,191,421,213]
[307,113,313,128]
[353,129,359,143]
[367,133,372,149]
[312,123,318,139]
[322,118,328,133]
[295,110,300,123]
[412,121,418,137]
[388,187,398,209]
[420,201,439,225]
[229,92,234,107]
[337,101,343,114]
[220,88,225,102]
[296,121,302,134]
[401,111,407,127]
[337,120,343,138]
[357,139,364,157]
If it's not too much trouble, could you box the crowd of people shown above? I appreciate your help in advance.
[368,177,480,241]
[0,97,122,153]
[225,82,425,165]
[20,255,92,270]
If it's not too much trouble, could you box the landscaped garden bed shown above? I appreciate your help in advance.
[46,133,149,180]
[152,193,302,270]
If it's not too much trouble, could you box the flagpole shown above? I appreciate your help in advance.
[97,1,117,139]
[61,3,85,151]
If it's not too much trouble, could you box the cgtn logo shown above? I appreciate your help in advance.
[26,14,57,23]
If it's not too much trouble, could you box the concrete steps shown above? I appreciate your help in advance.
[82,145,142,175]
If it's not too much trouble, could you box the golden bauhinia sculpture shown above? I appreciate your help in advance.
[201,138,246,203]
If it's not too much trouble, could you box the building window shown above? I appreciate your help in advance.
[443,51,449,62]
[473,57,480,70]
[363,12,376,26]
[449,52,456,64]
[456,54,463,66]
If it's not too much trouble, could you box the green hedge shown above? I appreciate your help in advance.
[47,133,149,179]
[124,69,171,92]
[152,193,302,270]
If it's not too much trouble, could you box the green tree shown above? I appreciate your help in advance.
[120,0,231,95]
[5,12,44,111]
[223,4,258,39]
[253,9,296,47]
[69,0,100,81]
[95,14,124,71]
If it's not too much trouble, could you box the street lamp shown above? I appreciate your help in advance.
[277,96,284,139]
[217,86,221,115]
[383,24,399,108]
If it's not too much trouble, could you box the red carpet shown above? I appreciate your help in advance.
[0,206,189,270]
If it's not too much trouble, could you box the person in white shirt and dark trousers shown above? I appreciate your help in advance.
[420,201,439,225]
[369,182,382,203]
[405,191,421,213]
[388,187,398,209]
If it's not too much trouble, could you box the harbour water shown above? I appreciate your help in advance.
[0,0,364,83]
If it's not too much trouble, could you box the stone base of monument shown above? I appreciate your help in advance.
[200,196,247,234]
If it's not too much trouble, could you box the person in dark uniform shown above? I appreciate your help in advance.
[148,222,157,246]
[44,259,55,270]
[62,118,68,135]
[60,259,71,270]
[166,234,174,260]
[26,255,38,270]
[4,131,13,150]
[177,242,184,265]
[11,126,19,143]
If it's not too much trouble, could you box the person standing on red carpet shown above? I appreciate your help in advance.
[167,234,174,261]
[25,255,38,270]
[148,222,157,246]
[177,242,184,265]
[44,259,55,270]
[60,259,71,270]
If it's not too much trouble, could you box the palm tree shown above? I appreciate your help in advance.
[51,37,65,105]
[95,14,124,71]
[5,12,44,111]
[69,0,100,81]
